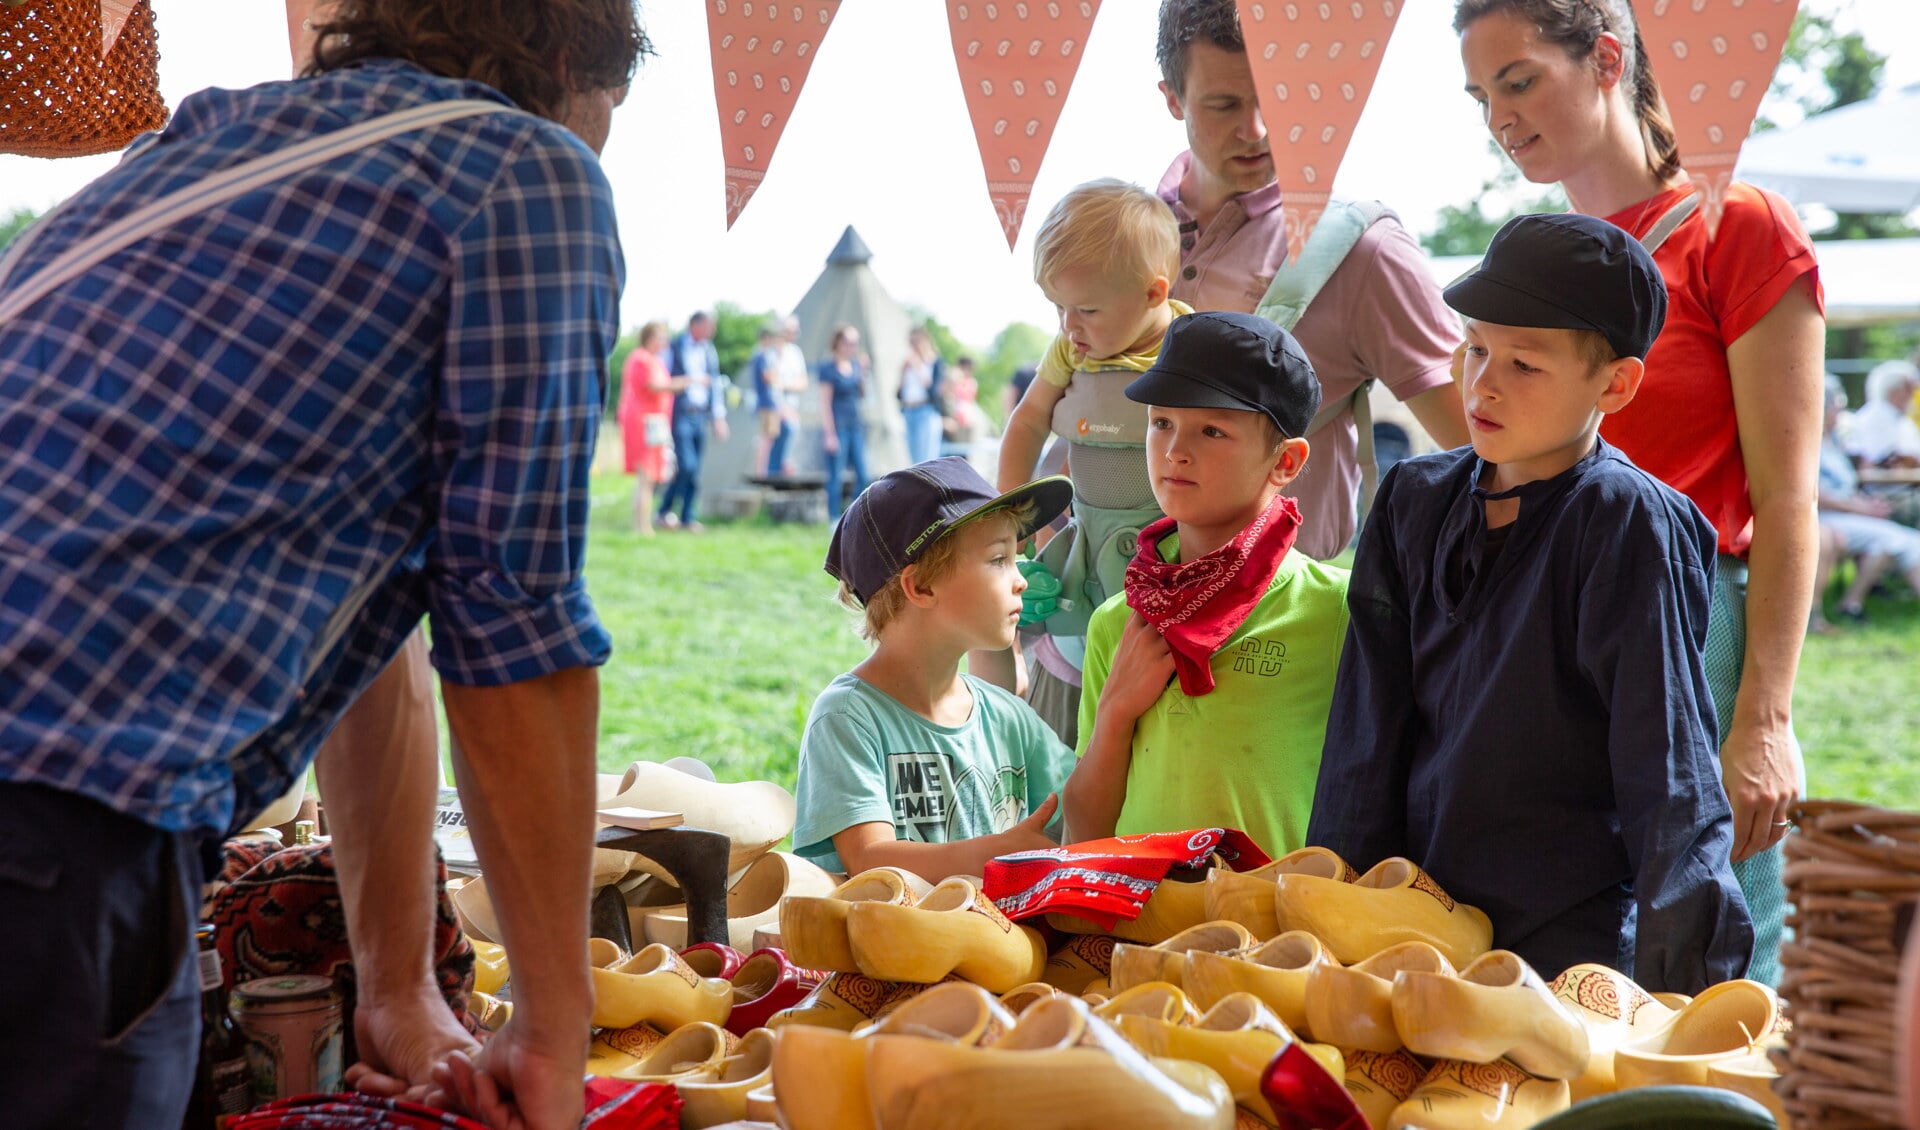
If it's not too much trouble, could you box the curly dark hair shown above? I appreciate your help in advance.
[1156,0,1245,98]
[308,0,652,124]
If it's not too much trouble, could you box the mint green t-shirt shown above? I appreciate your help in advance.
[793,673,1074,873]
[1076,544,1350,858]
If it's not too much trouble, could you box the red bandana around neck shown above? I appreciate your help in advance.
[1123,496,1302,696]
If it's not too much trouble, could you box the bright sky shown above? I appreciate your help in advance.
[3,1,1916,346]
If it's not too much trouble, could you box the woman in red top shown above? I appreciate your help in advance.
[618,321,680,535]
[1455,0,1823,984]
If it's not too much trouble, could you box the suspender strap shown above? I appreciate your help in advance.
[0,98,513,324]
[1640,192,1700,254]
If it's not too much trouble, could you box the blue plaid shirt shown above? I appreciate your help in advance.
[0,60,619,836]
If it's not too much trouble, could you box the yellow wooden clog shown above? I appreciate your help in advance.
[1303,941,1454,1054]
[1203,847,1358,941]
[1041,932,1116,996]
[1047,869,1214,944]
[1093,981,1201,1027]
[1546,963,1682,1101]
[1118,992,1344,1126]
[845,876,1047,993]
[1110,921,1255,994]
[779,866,933,973]
[1184,930,1333,1038]
[1612,979,1782,1090]
[587,1020,736,1081]
[1386,1057,1570,1129]
[1274,857,1493,967]
[1391,949,1591,1079]
[675,1027,775,1129]
[590,941,733,1031]
[1341,1049,1428,1130]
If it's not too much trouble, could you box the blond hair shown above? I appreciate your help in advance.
[1033,179,1180,292]
[837,503,1035,643]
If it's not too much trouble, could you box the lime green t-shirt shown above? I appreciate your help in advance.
[1076,542,1351,858]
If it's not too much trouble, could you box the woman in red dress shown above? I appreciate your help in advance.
[619,320,678,534]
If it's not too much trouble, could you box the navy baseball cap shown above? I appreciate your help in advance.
[1444,212,1668,361]
[825,458,1072,604]
[1123,311,1321,439]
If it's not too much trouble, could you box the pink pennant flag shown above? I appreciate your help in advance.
[1235,0,1403,265]
[706,0,842,229]
[98,0,134,57]
[946,0,1102,249]
[1639,0,1800,236]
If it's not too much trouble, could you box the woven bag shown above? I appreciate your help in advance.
[1773,799,1920,1129]
[0,0,166,158]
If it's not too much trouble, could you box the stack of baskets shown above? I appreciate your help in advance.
[1,0,166,158]
[1774,800,1920,1129]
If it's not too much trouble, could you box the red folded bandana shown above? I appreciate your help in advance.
[1124,495,1302,696]
[985,828,1272,926]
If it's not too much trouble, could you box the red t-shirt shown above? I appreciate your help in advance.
[1602,182,1823,557]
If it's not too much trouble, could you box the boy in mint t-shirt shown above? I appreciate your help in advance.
[1067,313,1349,857]
[795,459,1077,881]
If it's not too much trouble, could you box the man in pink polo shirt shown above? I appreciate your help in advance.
[1155,0,1470,559]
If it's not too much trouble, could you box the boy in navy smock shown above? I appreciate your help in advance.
[1307,214,1753,994]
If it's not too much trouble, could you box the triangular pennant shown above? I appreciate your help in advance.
[98,0,134,57]
[945,0,1102,249]
[705,0,842,229]
[1235,0,1403,265]
[1640,0,1800,236]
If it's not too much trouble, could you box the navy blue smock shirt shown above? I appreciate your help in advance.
[1308,439,1753,993]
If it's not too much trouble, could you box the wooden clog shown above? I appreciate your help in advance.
[1203,847,1358,941]
[1546,963,1682,1101]
[1047,868,1214,944]
[1613,980,1782,1090]
[766,970,933,1032]
[1341,1049,1428,1129]
[1386,1058,1571,1129]
[1118,992,1344,1126]
[1391,949,1591,1079]
[1274,857,1493,967]
[1304,941,1454,1054]
[469,938,509,996]
[998,982,1062,1015]
[677,1027,775,1129]
[599,760,797,878]
[863,995,1237,1129]
[1110,921,1255,994]
[1093,981,1202,1027]
[587,1020,737,1081]
[780,866,933,973]
[1706,1047,1791,1128]
[590,942,734,1031]
[1041,932,1116,996]
[845,876,1047,993]
[1184,930,1333,1038]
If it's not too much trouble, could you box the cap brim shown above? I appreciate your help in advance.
[1444,271,1606,338]
[1123,367,1264,417]
[953,475,1074,540]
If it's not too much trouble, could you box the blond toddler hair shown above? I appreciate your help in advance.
[1032,178,1179,292]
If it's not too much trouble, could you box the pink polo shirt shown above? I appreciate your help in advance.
[1157,151,1459,559]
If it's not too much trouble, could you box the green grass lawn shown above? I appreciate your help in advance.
[586,471,1920,812]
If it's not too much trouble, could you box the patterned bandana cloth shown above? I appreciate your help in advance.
[985,828,1273,928]
[1123,495,1303,696]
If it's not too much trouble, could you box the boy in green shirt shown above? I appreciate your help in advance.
[1065,312,1350,855]
[795,459,1077,880]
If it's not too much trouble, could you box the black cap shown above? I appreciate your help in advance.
[825,458,1073,604]
[1123,311,1321,439]
[1444,212,1668,361]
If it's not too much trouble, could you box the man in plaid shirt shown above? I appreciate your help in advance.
[0,3,646,1126]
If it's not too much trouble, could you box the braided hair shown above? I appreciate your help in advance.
[1454,0,1681,182]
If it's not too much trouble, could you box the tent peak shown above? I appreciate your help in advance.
[827,226,873,266]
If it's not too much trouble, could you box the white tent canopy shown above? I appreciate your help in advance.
[1735,83,1920,215]
[1429,238,1920,329]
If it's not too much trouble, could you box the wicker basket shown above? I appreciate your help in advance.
[0,0,166,158]
[1773,800,1920,1129]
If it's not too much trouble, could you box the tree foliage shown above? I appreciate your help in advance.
[1419,142,1568,258]
[0,207,39,253]
[974,321,1053,425]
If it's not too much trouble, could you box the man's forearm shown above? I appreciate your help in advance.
[443,665,600,1044]
[318,631,443,1004]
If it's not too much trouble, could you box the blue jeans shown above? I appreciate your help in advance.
[0,783,204,1128]
[766,416,794,478]
[825,409,870,520]
[658,410,708,524]
[903,402,943,465]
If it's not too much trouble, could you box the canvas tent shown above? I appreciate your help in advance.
[1737,83,1920,216]
[698,225,915,511]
